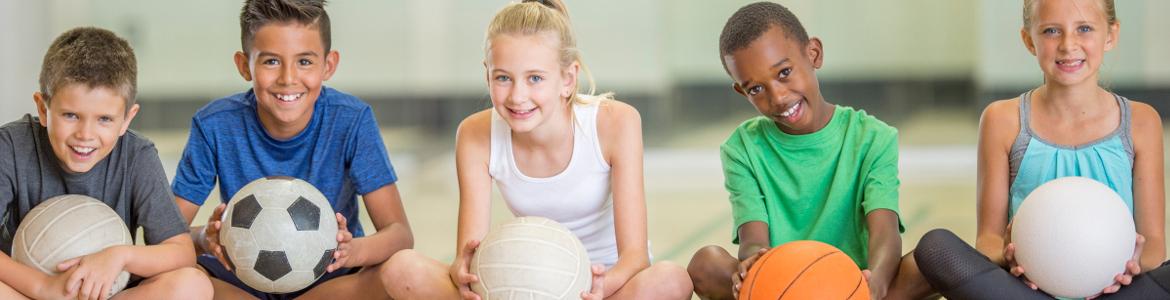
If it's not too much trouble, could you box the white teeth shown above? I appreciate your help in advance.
[276,93,303,102]
[511,108,535,114]
[71,146,95,154]
[779,101,800,117]
[1058,59,1085,66]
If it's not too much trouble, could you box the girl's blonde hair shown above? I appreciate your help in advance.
[1023,0,1117,28]
[485,0,613,105]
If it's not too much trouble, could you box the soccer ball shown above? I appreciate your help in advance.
[220,176,339,294]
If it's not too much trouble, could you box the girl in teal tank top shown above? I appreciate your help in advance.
[899,1,1168,299]
[1007,90,1135,218]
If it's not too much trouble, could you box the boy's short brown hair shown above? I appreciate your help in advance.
[240,0,332,54]
[38,27,137,109]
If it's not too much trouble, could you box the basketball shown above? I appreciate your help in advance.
[11,194,132,298]
[220,176,339,294]
[1011,176,1135,298]
[471,216,591,300]
[739,240,868,300]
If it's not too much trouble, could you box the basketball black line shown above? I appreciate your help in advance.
[846,265,863,300]
[776,251,840,300]
[743,248,777,300]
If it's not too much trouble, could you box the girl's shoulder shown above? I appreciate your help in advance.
[456,109,494,146]
[979,97,1023,146]
[1126,99,1164,141]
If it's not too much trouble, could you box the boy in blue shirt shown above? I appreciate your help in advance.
[172,0,413,298]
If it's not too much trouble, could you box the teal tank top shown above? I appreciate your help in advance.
[1007,90,1135,218]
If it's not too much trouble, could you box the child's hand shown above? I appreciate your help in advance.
[861,269,888,300]
[1088,234,1146,299]
[580,264,605,300]
[203,203,232,270]
[449,240,482,300]
[1003,243,1039,290]
[732,247,769,299]
[325,213,354,272]
[59,247,127,300]
[35,269,78,300]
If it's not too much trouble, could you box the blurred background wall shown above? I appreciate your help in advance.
[4,0,1166,135]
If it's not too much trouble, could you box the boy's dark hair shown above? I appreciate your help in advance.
[240,0,332,54]
[38,27,137,110]
[719,2,810,59]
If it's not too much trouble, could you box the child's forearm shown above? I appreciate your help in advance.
[0,252,54,298]
[349,222,413,267]
[865,209,902,285]
[121,236,198,277]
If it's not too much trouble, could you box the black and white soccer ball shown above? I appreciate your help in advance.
[220,176,338,294]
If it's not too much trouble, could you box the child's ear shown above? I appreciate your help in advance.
[1104,22,1120,52]
[118,103,140,136]
[807,37,824,69]
[562,61,580,99]
[322,50,340,81]
[1021,27,1038,56]
[33,92,49,127]
[234,51,253,82]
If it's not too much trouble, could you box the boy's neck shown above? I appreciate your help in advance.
[257,111,312,141]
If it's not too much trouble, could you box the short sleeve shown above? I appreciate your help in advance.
[346,107,397,195]
[0,131,15,224]
[861,129,904,232]
[721,134,767,244]
[171,118,218,205]
[132,143,189,244]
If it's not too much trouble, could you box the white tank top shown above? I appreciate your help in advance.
[489,100,619,266]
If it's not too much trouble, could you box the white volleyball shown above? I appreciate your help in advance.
[471,216,591,300]
[11,194,132,299]
[220,176,338,294]
[1011,176,1136,298]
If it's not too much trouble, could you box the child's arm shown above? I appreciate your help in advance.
[597,102,651,297]
[57,234,195,299]
[975,100,1019,266]
[0,253,75,299]
[859,126,902,299]
[451,111,495,300]
[864,209,901,299]
[1129,102,1165,271]
[333,184,413,269]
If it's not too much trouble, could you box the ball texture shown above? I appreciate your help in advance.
[220,176,338,294]
[471,216,591,300]
[739,240,868,300]
[1011,176,1136,298]
[12,194,132,299]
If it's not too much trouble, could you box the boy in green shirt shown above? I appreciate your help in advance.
[686,2,903,299]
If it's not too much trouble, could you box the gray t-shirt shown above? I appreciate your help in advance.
[0,114,187,254]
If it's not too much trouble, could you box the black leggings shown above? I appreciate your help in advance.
[914,229,1170,300]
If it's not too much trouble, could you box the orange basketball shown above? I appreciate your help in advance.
[739,240,869,300]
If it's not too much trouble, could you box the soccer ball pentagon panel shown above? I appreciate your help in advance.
[220,176,339,294]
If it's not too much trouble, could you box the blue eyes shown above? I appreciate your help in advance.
[1042,26,1093,35]
[494,75,544,84]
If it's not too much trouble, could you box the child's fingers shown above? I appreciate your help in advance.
[57,258,80,272]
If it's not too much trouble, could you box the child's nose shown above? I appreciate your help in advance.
[277,64,297,85]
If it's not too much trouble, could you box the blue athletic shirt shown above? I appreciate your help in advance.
[172,87,397,237]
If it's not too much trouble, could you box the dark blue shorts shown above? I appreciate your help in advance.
[197,254,359,300]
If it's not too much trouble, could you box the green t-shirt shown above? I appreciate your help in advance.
[721,105,903,268]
